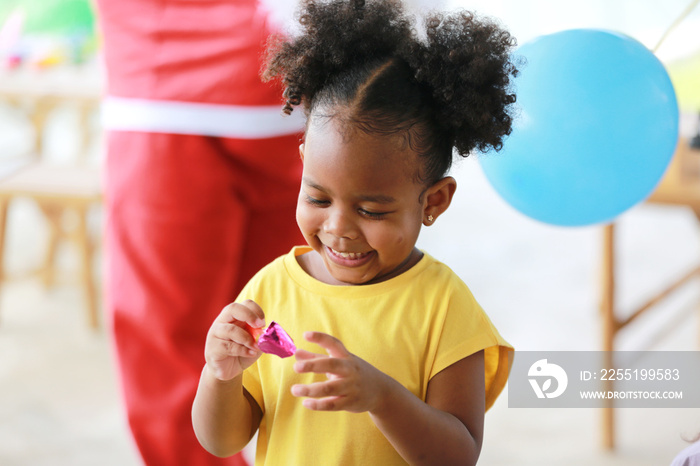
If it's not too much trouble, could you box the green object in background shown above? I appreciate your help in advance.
[667,50,700,113]
[0,0,95,35]
[0,0,97,65]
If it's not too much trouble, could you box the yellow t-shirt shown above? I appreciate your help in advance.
[241,246,512,466]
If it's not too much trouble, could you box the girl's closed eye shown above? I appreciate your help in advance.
[358,208,390,220]
[305,193,391,219]
[305,194,329,206]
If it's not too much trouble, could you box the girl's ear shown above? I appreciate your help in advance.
[423,176,457,226]
[299,143,305,162]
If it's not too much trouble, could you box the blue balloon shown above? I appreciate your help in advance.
[479,29,679,226]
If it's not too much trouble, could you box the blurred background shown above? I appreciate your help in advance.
[0,0,699,465]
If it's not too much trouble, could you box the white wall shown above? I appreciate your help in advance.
[446,0,700,62]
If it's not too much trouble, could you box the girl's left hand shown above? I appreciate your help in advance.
[291,331,391,413]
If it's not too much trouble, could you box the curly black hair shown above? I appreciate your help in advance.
[263,0,518,185]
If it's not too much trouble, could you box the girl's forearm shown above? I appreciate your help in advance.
[369,378,480,465]
[192,365,258,458]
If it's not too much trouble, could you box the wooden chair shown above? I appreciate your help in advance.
[0,85,102,329]
[599,137,700,450]
[0,163,102,328]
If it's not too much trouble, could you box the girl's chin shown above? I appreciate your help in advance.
[319,256,377,285]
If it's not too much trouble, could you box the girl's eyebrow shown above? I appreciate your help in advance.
[357,193,396,204]
[302,177,327,193]
[302,177,396,204]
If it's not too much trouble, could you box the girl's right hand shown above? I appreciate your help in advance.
[204,299,266,381]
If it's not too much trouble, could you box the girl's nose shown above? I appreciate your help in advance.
[323,208,358,240]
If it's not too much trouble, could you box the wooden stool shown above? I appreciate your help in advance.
[599,137,700,449]
[0,163,103,329]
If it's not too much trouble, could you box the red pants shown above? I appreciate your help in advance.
[105,131,304,465]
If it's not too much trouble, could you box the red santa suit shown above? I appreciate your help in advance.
[96,1,304,464]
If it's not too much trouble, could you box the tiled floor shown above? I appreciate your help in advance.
[1,120,699,464]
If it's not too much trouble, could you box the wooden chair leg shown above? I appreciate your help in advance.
[77,102,95,161]
[29,97,58,156]
[0,198,9,324]
[76,205,99,329]
[601,223,616,450]
[38,203,62,288]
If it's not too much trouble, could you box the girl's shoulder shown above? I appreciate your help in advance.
[237,247,302,295]
[418,253,473,288]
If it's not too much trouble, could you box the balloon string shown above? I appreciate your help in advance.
[653,0,700,52]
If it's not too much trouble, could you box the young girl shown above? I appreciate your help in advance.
[192,1,517,464]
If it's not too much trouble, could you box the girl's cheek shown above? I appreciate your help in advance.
[370,219,415,249]
[296,203,321,234]
[295,201,309,229]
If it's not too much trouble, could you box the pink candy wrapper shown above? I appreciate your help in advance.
[257,321,296,358]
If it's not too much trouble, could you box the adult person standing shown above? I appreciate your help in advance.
[95,1,304,464]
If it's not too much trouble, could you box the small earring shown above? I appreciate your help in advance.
[427,215,434,223]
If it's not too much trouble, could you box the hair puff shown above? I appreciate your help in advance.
[407,11,519,154]
[264,0,413,115]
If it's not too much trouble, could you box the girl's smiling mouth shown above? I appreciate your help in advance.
[325,245,375,267]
